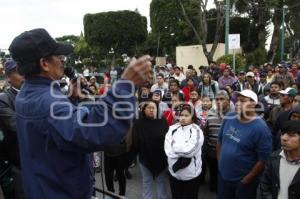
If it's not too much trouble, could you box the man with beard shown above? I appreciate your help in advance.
[217,90,272,199]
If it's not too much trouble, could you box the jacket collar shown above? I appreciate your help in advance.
[25,76,58,86]
[291,167,300,185]
[272,149,300,185]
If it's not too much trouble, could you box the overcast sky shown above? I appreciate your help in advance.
[0,0,154,50]
[0,0,228,51]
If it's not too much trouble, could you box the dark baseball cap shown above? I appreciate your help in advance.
[288,104,300,119]
[9,28,73,66]
[260,72,267,77]
[281,120,300,134]
[4,60,17,74]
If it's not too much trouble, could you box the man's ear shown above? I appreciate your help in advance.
[39,58,50,72]
[6,75,11,84]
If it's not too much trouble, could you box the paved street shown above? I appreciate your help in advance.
[95,158,216,199]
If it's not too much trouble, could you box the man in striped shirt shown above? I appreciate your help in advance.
[204,90,234,193]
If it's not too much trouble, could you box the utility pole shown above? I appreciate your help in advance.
[225,0,230,55]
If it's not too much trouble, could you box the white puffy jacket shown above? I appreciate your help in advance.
[164,123,204,181]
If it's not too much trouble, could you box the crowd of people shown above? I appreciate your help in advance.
[0,27,300,199]
[95,61,300,199]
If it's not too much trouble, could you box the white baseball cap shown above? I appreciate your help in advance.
[246,72,255,77]
[279,87,297,97]
[234,89,258,103]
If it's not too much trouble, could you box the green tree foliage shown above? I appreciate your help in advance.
[74,33,91,59]
[235,0,300,62]
[56,35,80,67]
[84,10,148,57]
[149,0,199,58]
[56,35,79,45]
[246,48,267,66]
[137,32,158,56]
[216,54,246,72]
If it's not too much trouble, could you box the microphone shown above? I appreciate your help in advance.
[64,66,95,95]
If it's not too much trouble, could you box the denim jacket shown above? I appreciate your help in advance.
[16,76,135,199]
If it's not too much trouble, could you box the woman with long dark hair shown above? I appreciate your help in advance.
[132,100,169,199]
[198,73,219,99]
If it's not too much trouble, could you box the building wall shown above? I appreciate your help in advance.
[176,43,226,70]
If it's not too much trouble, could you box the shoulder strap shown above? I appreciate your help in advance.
[211,83,216,93]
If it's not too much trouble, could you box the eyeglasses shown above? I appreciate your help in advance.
[215,98,226,101]
[57,55,68,62]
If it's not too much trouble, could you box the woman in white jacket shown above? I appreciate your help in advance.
[164,104,204,199]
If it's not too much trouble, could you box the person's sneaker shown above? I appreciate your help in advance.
[125,169,132,179]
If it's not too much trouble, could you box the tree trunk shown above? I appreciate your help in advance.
[257,3,267,49]
[178,0,224,65]
[268,10,281,63]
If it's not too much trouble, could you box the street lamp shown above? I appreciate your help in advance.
[217,0,230,54]
[108,47,115,66]
[280,5,288,61]
[225,0,230,55]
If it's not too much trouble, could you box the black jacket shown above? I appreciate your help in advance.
[132,117,169,177]
[259,150,300,199]
[0,87,20,168]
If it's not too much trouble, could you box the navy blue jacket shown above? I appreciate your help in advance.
[16,77,135,199]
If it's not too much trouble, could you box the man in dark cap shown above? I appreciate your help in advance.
[259,72,269,94]
[0,60,24,199]
[233,71,246,91]
[273,63,295,88]
[271,91,299,150]
[289,104,300,121]
[8,28,151,199]
[259,120,300,199]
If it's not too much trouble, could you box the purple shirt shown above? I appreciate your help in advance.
[218,76,236,89]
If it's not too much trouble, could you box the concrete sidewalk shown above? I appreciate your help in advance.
[95,161,217,199]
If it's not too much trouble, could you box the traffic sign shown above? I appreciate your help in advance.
[229,34,240,50]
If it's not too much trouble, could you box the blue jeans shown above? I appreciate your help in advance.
[139,163,167,199]
[217,174,259,199]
